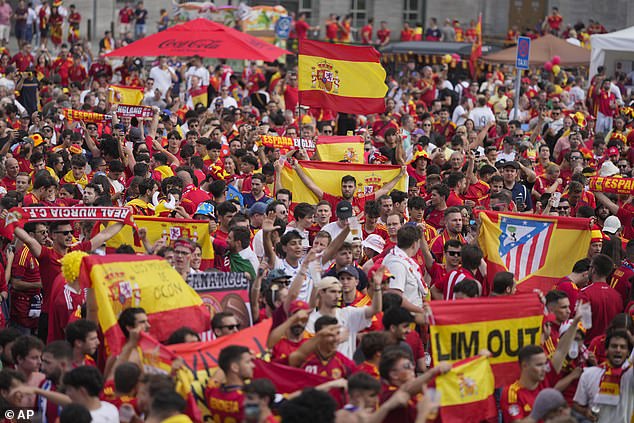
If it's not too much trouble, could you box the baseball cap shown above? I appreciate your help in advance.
[602,215,622,235]
[607,146,619,156]
[499,160,520,170]
[529,388,567,421]
[248,202,267,216]
[362,234,385,254]
[336,200,353,220]
[114,123,125,130]
[337,265,359,279]
[315,276,342,291]
[265,268,291,283]
[288,300,311,315]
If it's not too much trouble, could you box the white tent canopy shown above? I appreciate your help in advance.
[589,26,634,83]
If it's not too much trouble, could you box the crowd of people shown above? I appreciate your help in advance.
[0,1,630,423]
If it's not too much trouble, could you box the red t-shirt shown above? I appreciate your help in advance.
[434,268,475,300]
[355,361,380,379]
[617,205,634,240]
[322,192,375,222]
[205,385,245,423]
[360,24,372,44]
[301,351,356,379]
[48,284,85,342]
[500,379,549,422]
[295,19,310,39]
[380,383,420,423]
[578,282,623,344]
[326,22,338,40]
[555,277,579,315]
[588,334,607,364]
[181,184,211,215]
[1,176,16,191]
[38,241,91,314]
[100,379,140,415]
[609,260,634,308]
[377,29,390,44]
[10,246,40,329]
[425,208,446,230]
[271,337,306,365]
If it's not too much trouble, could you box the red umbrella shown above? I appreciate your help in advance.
[105,18,291,61]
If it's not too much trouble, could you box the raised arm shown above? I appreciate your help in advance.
[291,159,324,199]
[594,191,620,215]
[321,222,350,263]
[375,166,407,198]
[13,227,42,258]
[89,221,124,252]
[364,266,384,318]
[551,311,582,374]
[261,216,279,269]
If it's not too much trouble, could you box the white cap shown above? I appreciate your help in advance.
[362,234,386,254]
[602,215,622,235]
[599,161,620,177]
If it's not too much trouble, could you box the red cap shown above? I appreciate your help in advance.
[607,146,619,156]
[288,300,311,315]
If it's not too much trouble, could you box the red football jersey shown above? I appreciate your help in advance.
[205,385,245,423]
[301,351,356,379]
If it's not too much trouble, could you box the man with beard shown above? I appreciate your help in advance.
[267,300,311,365]
[37,341,74,423]
[573,329,634,421]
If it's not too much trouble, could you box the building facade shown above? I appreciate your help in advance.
[69,0,634,44]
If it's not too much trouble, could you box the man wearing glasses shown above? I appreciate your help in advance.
[211,311,241,338]
[14,219,124,341]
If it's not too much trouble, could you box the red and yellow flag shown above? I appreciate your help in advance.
[108,84,144,105]
[316,135,364,163]
[469,14,482,77]
[280,160,406,204]
[436,355,497,423]
[79,254,211,354]
[429,294,544,387]
[298,39,387,114]
[139,320,271,421]
[101,216,214,270]
[189,86,208,108]
[478,211,591,293]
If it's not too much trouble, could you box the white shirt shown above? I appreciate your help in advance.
[383,246,426,308]
[322,221,345,241]
[452,104,467,126]
[211,95,238,109]
[573,365,634,423]
[497,151,516,162]
[185,65,210,89]
[566,37,581,46]
[149,65,175,97]
[274,257,312,302]
[306,307,371,359]
[570,86,586,104]
[90,401,119,423]
[468,106,496,130]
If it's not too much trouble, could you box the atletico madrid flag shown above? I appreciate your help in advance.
[298,39,388,114]
[478,211,591,292]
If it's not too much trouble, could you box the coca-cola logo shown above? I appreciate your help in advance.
[158,39,221,50]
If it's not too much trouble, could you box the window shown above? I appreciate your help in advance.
[299,0,314,23]
[350,0,367,28]
[403,0,421,24]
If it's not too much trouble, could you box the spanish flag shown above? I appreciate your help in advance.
[79,254,211,354]
[280,160,406,205]
[478,211,591,293]
[316,136,364,163]
[189,85,208,108]
[100,216,214,270]
[298,40,387,114]
[436,355,497,423]
[108,84,144,105]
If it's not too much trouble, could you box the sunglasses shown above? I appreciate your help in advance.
[54,230,73,235]
[446,251,461,257]
[219,324,240,331]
